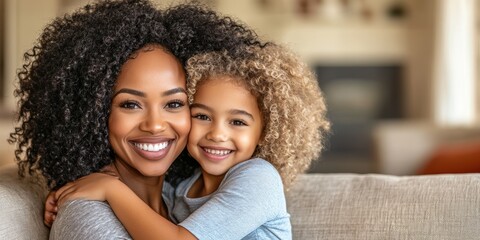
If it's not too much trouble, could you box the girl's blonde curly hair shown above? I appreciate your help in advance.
[185,44,330,188]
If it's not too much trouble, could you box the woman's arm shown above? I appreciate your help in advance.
[55,173,197,240]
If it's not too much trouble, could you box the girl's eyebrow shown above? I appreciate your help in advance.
[229,109,255,121]
[113,87,186,98]
[190,103,212,111]
[190,103,255,121]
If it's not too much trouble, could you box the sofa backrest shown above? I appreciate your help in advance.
[287,173,480,240]
[0,165,49,239]
[2,165,480,239]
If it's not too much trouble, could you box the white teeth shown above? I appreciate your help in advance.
[134,142,168,152]
[204,148,231,156]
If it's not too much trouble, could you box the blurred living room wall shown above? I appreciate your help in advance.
[1,0,479,175]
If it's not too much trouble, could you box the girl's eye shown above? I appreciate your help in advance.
[192,114,210,121]
[231,119,247,126]
[119,100,141,109]
[166,100,185,109]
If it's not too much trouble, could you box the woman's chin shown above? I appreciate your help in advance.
[137,164,171,177]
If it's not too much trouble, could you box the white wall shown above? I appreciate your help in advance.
[0,0,59,167]
[3,0,59,108]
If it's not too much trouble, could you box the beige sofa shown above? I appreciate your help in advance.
[1,164,479,240]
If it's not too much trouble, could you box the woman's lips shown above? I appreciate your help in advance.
[130,140,172,161]
[134,142,168,152]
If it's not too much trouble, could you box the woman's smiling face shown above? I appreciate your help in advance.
[108,46,190,177]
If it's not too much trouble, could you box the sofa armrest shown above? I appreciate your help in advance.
[0,165,49,239]
[287,173,480,239]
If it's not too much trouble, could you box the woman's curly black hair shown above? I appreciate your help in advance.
[9,0,266,190]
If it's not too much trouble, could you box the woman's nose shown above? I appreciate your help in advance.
[139,110,167,134]
[206,124,228,142]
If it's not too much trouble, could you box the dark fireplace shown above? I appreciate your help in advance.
[309,65,404,173]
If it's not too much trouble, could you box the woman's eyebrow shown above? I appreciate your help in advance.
[162,87,187,96]
[113,87,186,98]
[113,88,145,98]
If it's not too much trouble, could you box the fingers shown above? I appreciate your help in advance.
[44,211,56,227]
[44,191,58,227]
[45,191,58,212]
[45,183,80,227]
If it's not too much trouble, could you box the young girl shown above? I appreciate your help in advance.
[54,43,330,239]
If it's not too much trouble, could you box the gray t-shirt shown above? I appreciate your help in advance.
[166,158,292,240]
[50,185,175,240]
[50,200,131,240]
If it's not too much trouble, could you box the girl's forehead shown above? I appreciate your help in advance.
[199,75,247,88]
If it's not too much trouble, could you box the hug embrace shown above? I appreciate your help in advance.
[10,0,329,239]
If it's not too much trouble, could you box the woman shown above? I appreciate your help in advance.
[10,0,266,238]
[53,44,329,239]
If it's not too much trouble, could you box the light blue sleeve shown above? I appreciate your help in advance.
[179,159,291,240]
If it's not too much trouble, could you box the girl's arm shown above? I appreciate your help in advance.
[55,173,197,240]
[176,159,289,239]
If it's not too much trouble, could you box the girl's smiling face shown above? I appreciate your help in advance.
[187,76,263,177]
[109,46,190,178]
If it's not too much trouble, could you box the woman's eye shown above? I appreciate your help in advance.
[193,114,210,121]
[166,100,185,109]
[232,120,247,126]
[120,101,141,109]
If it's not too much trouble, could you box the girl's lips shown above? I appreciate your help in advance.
[201,146,233,162]
[129,140,172,161]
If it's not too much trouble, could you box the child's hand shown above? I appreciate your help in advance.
[44,191,58,227]
[55,173,120,207]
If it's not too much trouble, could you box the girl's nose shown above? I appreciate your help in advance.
[206,124,228,142]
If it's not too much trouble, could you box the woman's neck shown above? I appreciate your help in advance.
[109,161,166,216]
[188,170,225,198]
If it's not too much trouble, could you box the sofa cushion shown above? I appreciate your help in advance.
[286,173,480,240]
[0,165,49,239]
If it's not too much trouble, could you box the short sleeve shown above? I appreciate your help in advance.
[50,200,132,240]
[179,159,288,239]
